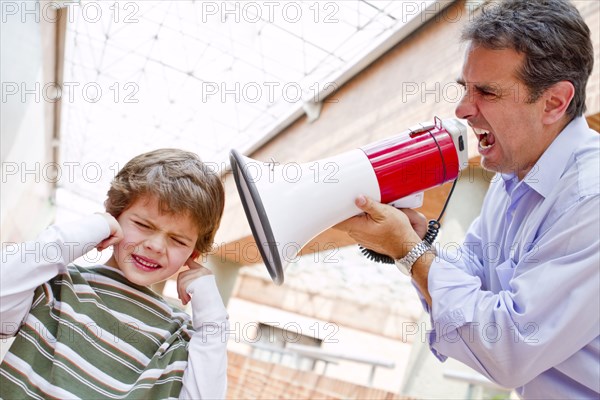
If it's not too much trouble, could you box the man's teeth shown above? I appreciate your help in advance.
[480,132,493,149]
[474,128,493,149]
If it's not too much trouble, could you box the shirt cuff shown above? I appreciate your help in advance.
[186,275,228,328]
[425,257,483,359]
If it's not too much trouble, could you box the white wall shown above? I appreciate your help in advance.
[1,4,56,243]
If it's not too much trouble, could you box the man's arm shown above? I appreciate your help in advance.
[0,214,115,336]
[336,194,599,389]
[335,196,487,307]
[426,196,599,388]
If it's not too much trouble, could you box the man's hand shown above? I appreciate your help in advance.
[335,195,427,259]
[96,213,124,252]
[177,255,213,306]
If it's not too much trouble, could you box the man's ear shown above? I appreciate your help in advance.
[542,81,575,125]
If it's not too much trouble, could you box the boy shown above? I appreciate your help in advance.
[0,148,228,399]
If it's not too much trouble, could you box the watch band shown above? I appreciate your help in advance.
[395,241,432,275]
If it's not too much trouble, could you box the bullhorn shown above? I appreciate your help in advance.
[230,117,468,285]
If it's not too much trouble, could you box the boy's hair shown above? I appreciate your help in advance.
[105,148,225,254]
[461,0,593,119]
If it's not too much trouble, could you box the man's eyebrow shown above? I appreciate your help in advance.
[455,79,499,94]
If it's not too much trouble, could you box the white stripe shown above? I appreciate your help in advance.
[13,323,188,398]
[51,342,188,393]
[23,314,149,374]
[1,353,80,399]
[74,267,191,327]
[77,270,176,315]
[56,286,171,347]
[63,274,180,323]
[0,369,46,400]
[4,345,187,399]
[48,302,152,365]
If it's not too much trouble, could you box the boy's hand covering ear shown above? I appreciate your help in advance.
[96,213,124,251]
[177,255,213,305]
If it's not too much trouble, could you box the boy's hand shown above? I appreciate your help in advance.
[177,255,213,306]
[96,213,124,251]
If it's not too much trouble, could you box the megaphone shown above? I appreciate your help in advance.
[230,117,468,285]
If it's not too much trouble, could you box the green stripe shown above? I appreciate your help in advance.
[0,265,193,399]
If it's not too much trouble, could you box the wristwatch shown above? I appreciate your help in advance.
[395,241,432,276]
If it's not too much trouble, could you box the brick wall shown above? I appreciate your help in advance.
[227,351,411,400]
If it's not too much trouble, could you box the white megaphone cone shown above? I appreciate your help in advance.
[230,117,468,285]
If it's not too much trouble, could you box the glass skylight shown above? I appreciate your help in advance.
[58,0,435,212]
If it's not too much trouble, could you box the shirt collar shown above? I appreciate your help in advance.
[501,172,518,194]
[522,116,590,198]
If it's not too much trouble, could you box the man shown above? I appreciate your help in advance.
[336,1,599,398]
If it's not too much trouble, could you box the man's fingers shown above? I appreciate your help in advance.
[402,208,425,222]
[355,195,395,222]
[334,196,393,232]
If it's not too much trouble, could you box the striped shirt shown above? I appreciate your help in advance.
[1,264,193,399]
[0,214,228,399]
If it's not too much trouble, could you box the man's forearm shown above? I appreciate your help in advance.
[411,250,435,307]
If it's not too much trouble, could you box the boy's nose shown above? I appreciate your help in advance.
[144,233,166,254]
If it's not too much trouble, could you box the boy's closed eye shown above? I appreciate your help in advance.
[171,237,188,246]
[132,218,193,247]
[134,220,152,229]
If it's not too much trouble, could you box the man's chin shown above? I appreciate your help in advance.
[479,159,500,175]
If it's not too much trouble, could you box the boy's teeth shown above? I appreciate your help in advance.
[136,256,159,268]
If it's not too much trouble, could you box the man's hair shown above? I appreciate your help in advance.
[105,148,225,254]
[461,0,593,118]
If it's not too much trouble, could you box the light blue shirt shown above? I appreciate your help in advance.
[425,116,600,399]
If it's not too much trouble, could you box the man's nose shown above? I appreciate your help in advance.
[455,90,477,120]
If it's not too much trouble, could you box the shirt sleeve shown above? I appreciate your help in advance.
[0,214,110,336]
[426,196,600,389]
[441,216,488,286]
[413,216,488,314]
[179,275,229,400]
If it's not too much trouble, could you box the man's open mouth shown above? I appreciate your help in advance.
[474,127,496,149]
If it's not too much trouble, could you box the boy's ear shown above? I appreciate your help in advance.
[542,80,575,125]
[191,250,200,260]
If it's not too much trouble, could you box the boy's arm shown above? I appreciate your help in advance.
[0,214,112,336]
[179,275,229,400]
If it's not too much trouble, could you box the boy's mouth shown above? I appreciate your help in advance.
[131,254,162,270]
[474,127,496,150]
